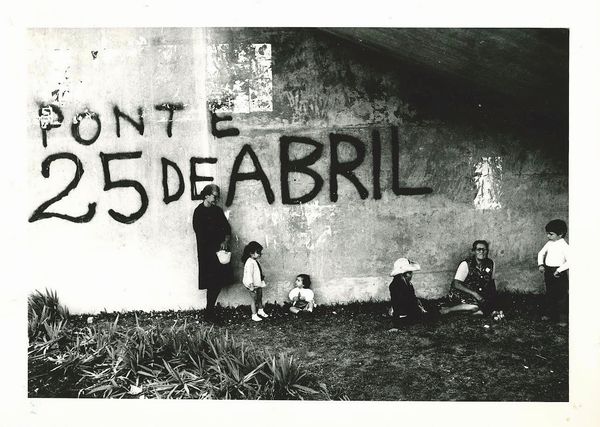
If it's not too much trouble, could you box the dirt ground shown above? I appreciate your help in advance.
[62,294,567,401]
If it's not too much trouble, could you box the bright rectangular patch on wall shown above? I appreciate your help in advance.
[473,156,502,210]
[207,43,273,113]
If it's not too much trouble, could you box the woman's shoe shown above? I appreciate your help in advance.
[251,314,262,322]
[257,309,269,318]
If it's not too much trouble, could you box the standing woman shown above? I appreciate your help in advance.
[193,184,232,320]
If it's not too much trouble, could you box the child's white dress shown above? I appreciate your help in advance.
[242,258,266,291]
[289,288,315,311]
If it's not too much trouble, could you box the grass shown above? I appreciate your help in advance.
[28,317,329,400]
[29,293,568,401]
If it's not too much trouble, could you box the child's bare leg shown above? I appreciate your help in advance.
[249,290,258,315]
[306,301,314,312]
[440,303,479,315]
[256,288,264,310]
[289,306,301,314]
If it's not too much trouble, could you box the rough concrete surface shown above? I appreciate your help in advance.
[26,28,567,313]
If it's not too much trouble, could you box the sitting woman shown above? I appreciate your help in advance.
[440,240,498,316]
[388,258,429,329]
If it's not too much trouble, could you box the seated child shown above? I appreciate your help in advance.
[289,274,315,314]
[388,258,429,329]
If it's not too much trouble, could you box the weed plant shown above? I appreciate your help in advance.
[28,291,328,399]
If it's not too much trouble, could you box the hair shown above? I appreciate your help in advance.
[471,240,489,251]
[401,271,414,279]
[296,274,312,289]
[199,184,220,200]
[241,241,263,263]
[545,219,567,237]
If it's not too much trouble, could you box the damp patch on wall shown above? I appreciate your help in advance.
[473,156,502,210]
[207,43,273,113]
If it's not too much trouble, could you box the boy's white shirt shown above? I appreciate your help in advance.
[537,238,569,273]
[289,288,314,302]
[243,258,263,287]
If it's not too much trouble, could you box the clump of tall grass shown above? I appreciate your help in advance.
[28,288,70,342]
[28,299,329,399]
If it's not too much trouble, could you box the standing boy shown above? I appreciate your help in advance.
[537,219,569,326]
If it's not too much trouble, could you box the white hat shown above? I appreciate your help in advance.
[390,258,421,276]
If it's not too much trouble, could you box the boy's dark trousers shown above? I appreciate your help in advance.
[392,309,439,327]
[392,313,420,327]
[544,267,569,322]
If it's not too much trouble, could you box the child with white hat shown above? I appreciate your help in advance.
[388,258,429,330]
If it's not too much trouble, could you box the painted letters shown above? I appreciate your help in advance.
[71,110,101,146]
[329,133,369,202]
[114,106,144,138]
[31,103,434,223]
[226,144,275,206]
[190,157,217,200]
[38,104,64,148]
[29,153,97,223]
[100,152,148,224]
[280,136,324,205]
[155,103,184,138]
[211,111,240,138]
[161,157,185,204]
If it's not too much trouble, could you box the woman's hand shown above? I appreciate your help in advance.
[472,291,484,302]
[553,270,561,278]
[221,235,230,251]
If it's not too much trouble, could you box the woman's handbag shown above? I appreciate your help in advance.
[216,250,231,264]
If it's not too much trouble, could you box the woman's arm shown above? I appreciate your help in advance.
[218,207,231,250]
[252,260,262,287]
[242,259,254,287]
[452,279,483,301]
[452,261,482,300]
[489,261,497,293]
[192,205,201,235]
[221,234,230,251]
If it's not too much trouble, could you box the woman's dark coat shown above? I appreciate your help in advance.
[192,203,232,290]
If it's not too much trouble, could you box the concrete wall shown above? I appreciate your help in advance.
[26,28,568,313]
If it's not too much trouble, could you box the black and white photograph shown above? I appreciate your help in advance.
[3,0,600,426]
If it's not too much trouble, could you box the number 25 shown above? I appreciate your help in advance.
[29,152,148,224]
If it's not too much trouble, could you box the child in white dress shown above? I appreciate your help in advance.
[242,241,269,322]
[289,274,315,314]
